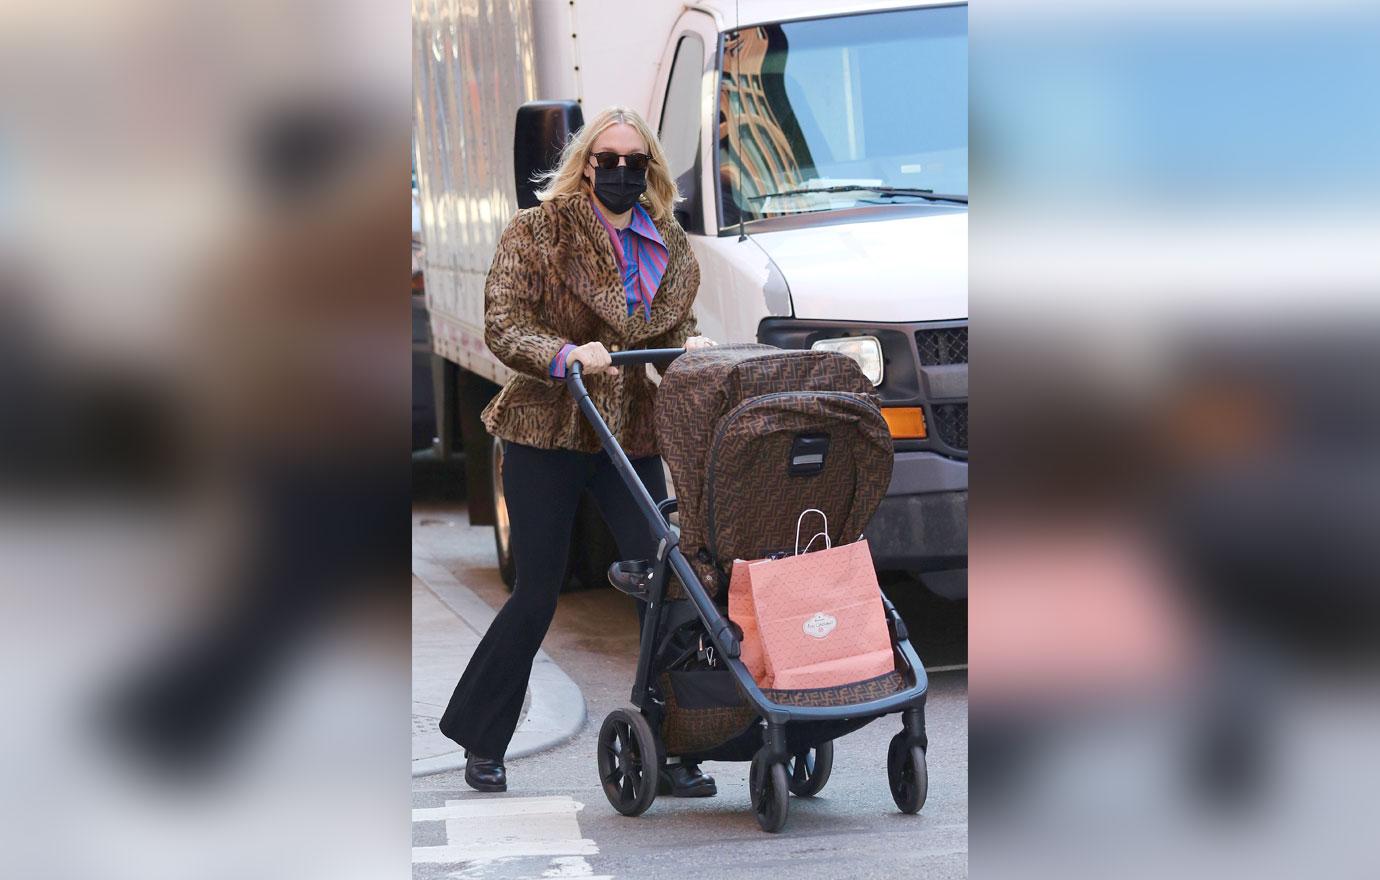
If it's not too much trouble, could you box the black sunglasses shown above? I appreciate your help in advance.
[589,151,652,171]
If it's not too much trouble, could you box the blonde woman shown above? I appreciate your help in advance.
[440,107,717,794]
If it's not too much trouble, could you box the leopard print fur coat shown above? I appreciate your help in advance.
[480,191,700,457]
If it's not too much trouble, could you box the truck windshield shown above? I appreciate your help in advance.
[717,4,967,225]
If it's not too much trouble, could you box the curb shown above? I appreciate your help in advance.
[411,552,587,777]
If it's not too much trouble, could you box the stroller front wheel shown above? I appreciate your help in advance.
[750,752,790,833]
[787,740,834,797]
[887,732,928,814]
[597,709,659,817]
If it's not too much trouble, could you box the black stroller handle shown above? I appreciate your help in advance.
[608,347,686,367]
[562,346,685,386]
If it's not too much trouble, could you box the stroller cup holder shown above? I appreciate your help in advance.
[608,559,654,600]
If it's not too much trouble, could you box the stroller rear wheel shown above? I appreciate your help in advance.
[787,740,834,797]
[750,752,790,833]
[887,732,928,814]
[597,709,659,817]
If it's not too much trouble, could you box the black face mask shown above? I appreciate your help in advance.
[591,164,647,215]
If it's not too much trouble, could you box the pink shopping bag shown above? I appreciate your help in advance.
[728,510,894,690]
[728,558,768,684]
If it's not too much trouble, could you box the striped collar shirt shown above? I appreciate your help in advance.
[590,198,668,321]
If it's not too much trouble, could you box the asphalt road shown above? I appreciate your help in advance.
[413,458,967,879]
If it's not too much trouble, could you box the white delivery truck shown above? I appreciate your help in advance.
[413,0,967,596]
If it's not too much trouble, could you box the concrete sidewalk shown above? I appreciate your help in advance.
[412,544,586,777]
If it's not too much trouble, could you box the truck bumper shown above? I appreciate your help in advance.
[866,451,968,574]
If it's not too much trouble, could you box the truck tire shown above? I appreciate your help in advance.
[457,370,500,526]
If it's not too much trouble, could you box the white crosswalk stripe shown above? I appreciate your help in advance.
[412,795,610,878]
[541,856,612,879]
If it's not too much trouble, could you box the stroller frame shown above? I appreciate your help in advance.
[567,349,929,831]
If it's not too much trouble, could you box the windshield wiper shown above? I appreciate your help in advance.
[748,185,967,205]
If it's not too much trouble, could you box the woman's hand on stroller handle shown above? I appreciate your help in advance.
[565,341,619,376]
[565,347,687,382]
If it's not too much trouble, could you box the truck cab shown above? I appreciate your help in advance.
[648,2,968,595]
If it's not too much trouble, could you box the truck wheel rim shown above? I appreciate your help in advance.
[492,437,510,559]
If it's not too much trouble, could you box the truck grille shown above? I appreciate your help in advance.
[915,327,968,366]
[931,403,968,451]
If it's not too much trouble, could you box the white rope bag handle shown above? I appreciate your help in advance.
[795,508,832,555]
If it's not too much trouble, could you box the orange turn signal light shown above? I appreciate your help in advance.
[881,406,926,439]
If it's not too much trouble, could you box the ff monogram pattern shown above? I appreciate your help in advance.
[762,669,908,708]
[656,672,758,755]
[654,345,893,598]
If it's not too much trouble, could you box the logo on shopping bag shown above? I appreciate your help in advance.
[803,612,837,639]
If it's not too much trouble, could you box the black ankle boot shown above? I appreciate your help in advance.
[464,752,507,793]
[658,760,717,797]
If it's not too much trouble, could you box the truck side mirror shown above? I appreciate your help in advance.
[513,101,584,209]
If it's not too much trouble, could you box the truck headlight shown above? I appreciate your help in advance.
[811,335,883,385]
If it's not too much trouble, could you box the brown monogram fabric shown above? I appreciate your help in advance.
[657,672,758,755]
[762,669,908,708]
[479,192,700,456]
[654,345,893,597]
[709,393,892,571]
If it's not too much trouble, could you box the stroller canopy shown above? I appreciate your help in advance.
[654,344,893,597]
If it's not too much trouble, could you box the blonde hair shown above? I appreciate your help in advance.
[533,106,681,222]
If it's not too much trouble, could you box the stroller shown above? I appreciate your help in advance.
[566,343,929,833]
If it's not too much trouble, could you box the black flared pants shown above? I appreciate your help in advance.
[439,441,666,759]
